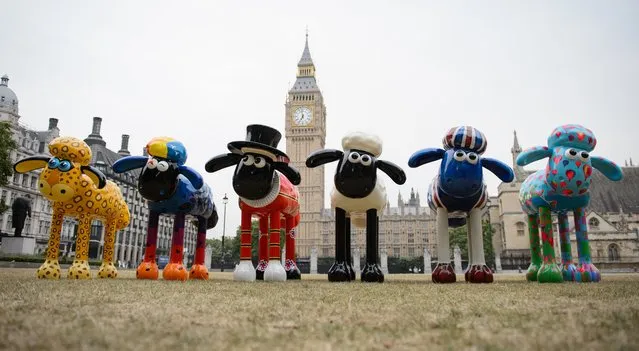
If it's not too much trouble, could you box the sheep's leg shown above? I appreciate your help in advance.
[97,219,118,279]
[362,209,383,283]
[525,214,541,281]
[284,217,301,280]
[433,208,455,283]
[163,212,188,281]
[345,216,355,281]
[264,210,286,281]
[558,212,580,282]
[136,210,160,280]
[189,216,209,280]
[464,216,473,281]
[574,208,600,282]
[234,210,256,281]
[255,216,269,280]
[537,206,563,283]
[328,207,350,282]
[465,208,493,283]
[68,214,92,279]
[36,206,64,279]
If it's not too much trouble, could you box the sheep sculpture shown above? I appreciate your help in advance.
[306,132,406,283]
[516,124,623,283]
[13,136,130,279]
[205,124,302,282]
[112,137,218,281]
[408,126,514,283]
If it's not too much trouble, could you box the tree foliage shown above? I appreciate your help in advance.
[448,220,495,267]
[0,121,17,214]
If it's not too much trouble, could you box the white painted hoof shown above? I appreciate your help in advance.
[233,260,256,281]
[263,260,287,282]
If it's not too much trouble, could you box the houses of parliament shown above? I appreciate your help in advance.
[1,34,638,269]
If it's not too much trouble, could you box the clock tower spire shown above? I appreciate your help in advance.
[285,31,327,258]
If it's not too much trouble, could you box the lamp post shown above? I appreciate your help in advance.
[220,193,228,272]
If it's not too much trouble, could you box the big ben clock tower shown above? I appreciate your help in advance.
[285,33,327,258]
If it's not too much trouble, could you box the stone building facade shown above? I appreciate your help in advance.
[0,74,199,266]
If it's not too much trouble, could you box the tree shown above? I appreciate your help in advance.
[448,220,495,267]
[0,121,17,214]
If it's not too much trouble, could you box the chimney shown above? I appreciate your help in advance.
[48,118,58,130]
[118,134,131,156]
[84,116,106,146]
[91,117,102,136]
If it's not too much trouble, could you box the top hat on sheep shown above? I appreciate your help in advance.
[228,124,291,163]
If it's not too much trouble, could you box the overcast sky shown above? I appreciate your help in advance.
[2,1,638,239]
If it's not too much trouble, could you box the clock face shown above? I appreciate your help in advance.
[293,107,313,126]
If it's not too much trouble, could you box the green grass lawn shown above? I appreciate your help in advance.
[0,268,638,351]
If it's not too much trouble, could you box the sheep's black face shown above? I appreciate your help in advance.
[138,157,180,202]
[335,150,377,198]
[232,153,274,200]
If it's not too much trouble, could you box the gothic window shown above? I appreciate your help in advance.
[608,244,620,261]
[322,247,330,256]
[589,218,600,228]
[408,247,415,257]
[516,222,525,236]
[393,248,400,257]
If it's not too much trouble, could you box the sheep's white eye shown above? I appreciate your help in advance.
[157,161,169,172]
[147,158,158,169]
[466,152,479,165]
[242,155,255,166]
[579,151,590,162]
[254,156,266,168]
[565,148,578,160]
[360,154,372,166]
[348,152,360,163]
[453,151,466,162]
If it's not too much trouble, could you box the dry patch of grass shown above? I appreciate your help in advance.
[0,269,638,351]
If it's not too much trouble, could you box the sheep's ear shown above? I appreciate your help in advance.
[591,156,623,181]
[408,148,445,168]
[516,146,551,166]
[306,149,343,168]
[179,165,204,189]
[81,166,107,189]
[481,157,515,183]
[14,156,49,173]
[377,160,407,185]
[275,163,301,186]
[205,153,243,173]
[112,156,148,173]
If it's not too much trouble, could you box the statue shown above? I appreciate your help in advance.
[11,194,32,237]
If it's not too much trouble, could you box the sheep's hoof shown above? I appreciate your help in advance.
[263,260,286,282]
[328,261,351,282]
[255,260,268,281]
[233,260,256,281]
[578,263,601,283]
[285,259,301,280]
[465,264,494,283]
[561,263,581,282]
[432,263,456,283]
[361,263,384,283]
[526,263,540,282]
[136,261,159,280]
[537,263,563,283]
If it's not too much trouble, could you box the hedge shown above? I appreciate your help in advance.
[0,254,102,266]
